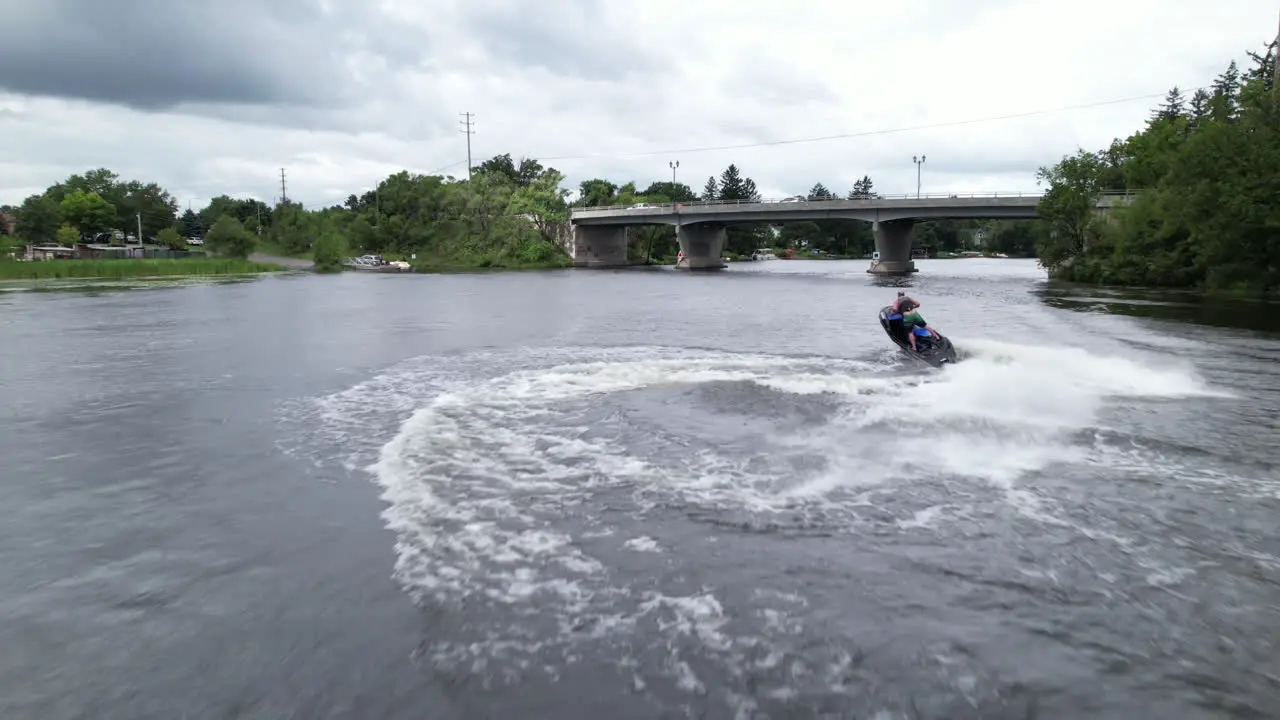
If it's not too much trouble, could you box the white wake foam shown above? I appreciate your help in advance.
[278,341,1234,704]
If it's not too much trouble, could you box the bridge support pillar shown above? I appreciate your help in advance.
[868,220,917,275]
[675,224,726,270]
[572,225,628,267]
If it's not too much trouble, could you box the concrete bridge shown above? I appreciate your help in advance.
[569,191,1133,274]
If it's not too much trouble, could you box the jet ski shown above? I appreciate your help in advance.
[879,305,958,368]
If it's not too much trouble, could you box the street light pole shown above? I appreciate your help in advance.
[912,155,926,198]
[669,160,679,184]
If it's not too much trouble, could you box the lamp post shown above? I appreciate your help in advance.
[669,160,679,184]
[912,155,926,198]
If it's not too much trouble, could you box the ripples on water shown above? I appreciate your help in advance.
[278,329,1271,718]
[6,260,1280,719]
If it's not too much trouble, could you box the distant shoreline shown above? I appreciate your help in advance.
[0,257,284,280]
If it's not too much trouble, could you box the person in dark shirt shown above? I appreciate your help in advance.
[886,291,919,342]
[892,291,919,313]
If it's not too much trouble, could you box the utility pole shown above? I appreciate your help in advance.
[912,155,926,198]
[136,212,143,244]
[669,160,679,184]
[280,168,288,204]
[459,112,475,181]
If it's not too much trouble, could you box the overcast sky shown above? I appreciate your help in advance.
[0,0,1273,209]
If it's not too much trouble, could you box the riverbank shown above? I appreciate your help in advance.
[409,255,573,273]
[1048,263,1279,299]
[0,258,284,280]
[248,252,315,271]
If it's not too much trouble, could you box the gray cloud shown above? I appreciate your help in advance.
[0,0,429,112]
[0,0,1273,208]
[456,0,661,81]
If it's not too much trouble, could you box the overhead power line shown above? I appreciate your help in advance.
[254,85,1213,205]
[427,159,468,175]
[534,86,1212,162]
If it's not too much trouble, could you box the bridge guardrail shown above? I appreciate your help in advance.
[569,190,1138,214]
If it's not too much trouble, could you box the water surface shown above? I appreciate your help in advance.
[2,258,1277,719]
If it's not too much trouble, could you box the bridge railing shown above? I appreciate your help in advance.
[569,189,1137,214]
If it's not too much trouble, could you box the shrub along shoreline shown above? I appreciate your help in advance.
[0,258,284,280]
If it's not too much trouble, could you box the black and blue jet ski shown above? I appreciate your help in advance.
[879,305,958,368]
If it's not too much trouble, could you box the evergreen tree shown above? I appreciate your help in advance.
[1208,60,1241,122]
[713,164,765,254]
[179,208,205,238]
[1245,40,1277,90]
[701,176,718,201]
[848,175,879,199]
[716,164,760,202]
[806,183,834,201]
[1153,86,1185,122]
[1187,88,1211,130]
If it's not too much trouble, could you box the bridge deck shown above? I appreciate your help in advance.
[569,191,1132,225]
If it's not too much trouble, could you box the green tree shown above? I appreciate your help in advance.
[15,194,62,243]
[1153,86,1185,122]
[1034,41,1280,293]
[712,164,765,255]
[986,221,1043,257]
[1208,60,1241,122]
[716,164,759,202]
[1035,148,1108,271]
[577,179,618,206]
[179,208,206,238]
[46,168,178,238]
[508,168,571,241]
[156,227,185,250]
[58,189,116,236]
[848,176,880,199]
[639,181,698,203]
[119,181,179,239]
[473,153,546,187]
[312,223,347,273]
[701,176,718,201]
[199,196,270,233]
[346,215,377,253]
[55,223,80,247]
[268,201,316,255]
[204,214,255,259]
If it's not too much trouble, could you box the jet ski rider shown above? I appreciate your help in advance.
[886,291,919,342]
[902,305,940,352]
[891,290,919,314]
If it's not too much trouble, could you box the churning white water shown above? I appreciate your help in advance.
[277,338,1237,712]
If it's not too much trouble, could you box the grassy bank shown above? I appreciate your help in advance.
[409,253,573,273]
[0,258,284,280]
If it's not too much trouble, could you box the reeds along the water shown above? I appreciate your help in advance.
[0,259,283,280]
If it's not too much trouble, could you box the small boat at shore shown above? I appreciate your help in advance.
[342,254,411,272]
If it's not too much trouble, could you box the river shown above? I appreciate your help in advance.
[1,258,1277,719]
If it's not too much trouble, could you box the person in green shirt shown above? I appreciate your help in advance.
[902,308,939,351]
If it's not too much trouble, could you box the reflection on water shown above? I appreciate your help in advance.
[0,276,264,295]
[1037,282,1280,334]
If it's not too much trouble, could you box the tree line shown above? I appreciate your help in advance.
[572,165,1039,260]
[1036,41,1279,293]
[2,155,1040,271]
[0,156,579,271]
